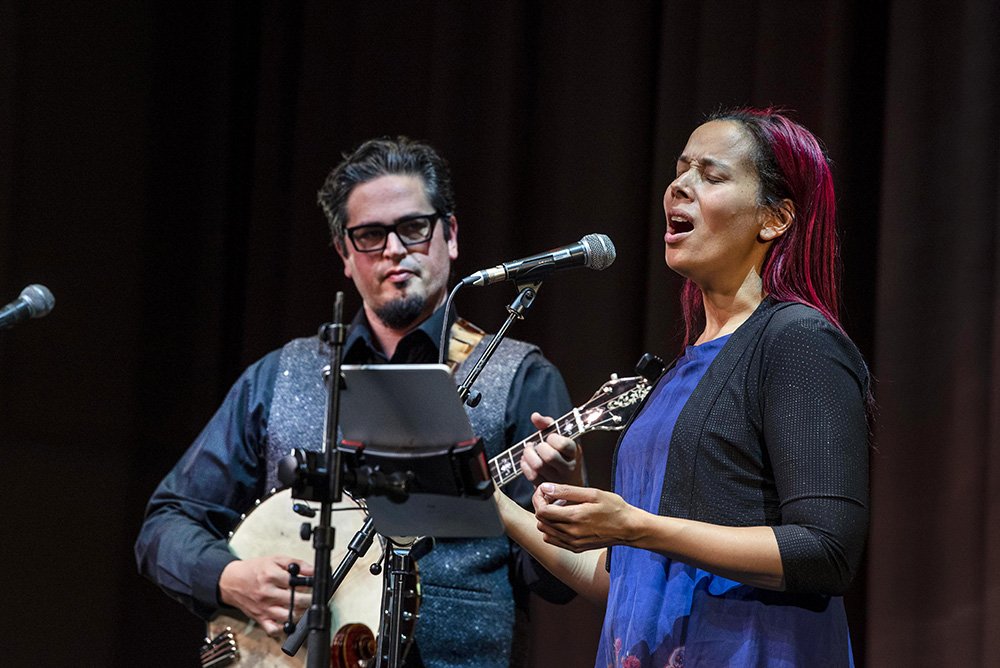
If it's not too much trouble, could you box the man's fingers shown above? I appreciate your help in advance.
[287,559,314,576]
[293,595,311,615]
[254,603,295,636]
[535,439,575,464]
[530,412,555,430]
[260,618,283,637]
[520,443,542,481]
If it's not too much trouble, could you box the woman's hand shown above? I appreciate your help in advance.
[532,483,787,590]
[532,483,643,552]
[494,481,612,603]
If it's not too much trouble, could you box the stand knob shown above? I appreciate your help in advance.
[292,502,316,518]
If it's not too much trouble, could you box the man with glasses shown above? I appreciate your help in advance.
[136,137,581,667]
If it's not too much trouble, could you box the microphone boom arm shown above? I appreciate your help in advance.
[456,280,541,406]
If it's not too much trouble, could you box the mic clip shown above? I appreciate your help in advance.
[507,281,542,319]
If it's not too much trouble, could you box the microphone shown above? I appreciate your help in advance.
[0,284,56,330]
[460,233,616,287]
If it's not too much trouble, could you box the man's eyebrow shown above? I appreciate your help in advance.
[351,211,436,227]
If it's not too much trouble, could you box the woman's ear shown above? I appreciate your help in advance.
[760,199,795,242]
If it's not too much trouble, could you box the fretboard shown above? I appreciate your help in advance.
[485,374,653,488]
[487,409,599,486]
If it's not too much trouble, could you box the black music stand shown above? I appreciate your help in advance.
[338,363,503,537]
[337,363,503,668]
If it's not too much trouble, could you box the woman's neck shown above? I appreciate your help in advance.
[696,273,765,345]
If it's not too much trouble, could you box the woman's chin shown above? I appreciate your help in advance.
[664,250,693,277]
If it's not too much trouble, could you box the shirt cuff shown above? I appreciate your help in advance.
[193,544,240,618]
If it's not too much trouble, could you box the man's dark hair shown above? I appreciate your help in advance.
[317,136,456,245]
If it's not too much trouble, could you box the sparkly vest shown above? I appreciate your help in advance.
[267,331,538,668]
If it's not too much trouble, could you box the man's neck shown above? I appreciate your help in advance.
[361,307,409,359]
[361,301,444,359]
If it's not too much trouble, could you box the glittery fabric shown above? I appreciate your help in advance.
[268,333,538,668]
[267,337,328,491]
[412,334,536,668]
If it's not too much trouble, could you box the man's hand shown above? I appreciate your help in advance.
[218,555,313,636]
[520,412,585,487]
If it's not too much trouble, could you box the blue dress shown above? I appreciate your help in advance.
[595,335,854,668]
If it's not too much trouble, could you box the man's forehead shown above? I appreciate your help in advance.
[346,174,433,224]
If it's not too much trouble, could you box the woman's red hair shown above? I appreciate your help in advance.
[680,108,842,344]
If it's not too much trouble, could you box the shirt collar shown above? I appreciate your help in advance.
[343,304,455,364]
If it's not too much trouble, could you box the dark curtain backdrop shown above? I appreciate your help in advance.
[0,1,995,666]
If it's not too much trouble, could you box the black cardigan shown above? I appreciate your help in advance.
[610,298,870,595]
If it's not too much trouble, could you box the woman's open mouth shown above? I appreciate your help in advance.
[666,213,694,243]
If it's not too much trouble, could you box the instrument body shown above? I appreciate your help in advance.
[203,490,388,667]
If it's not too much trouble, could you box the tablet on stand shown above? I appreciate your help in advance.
[338,363,503,538]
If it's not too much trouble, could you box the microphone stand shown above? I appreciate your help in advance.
[282,291,412,663]
[305,291,347,668]
[282,515,378,659]
[286,279,544,666]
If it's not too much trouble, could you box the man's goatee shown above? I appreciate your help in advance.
[374,294,426,329]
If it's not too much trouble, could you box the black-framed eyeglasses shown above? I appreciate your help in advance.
[343,212,445,253]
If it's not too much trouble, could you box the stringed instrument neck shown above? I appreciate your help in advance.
[487,374,653,487]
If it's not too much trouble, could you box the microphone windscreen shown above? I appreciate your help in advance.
[581,234,616,271]
[20,284,55,317]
